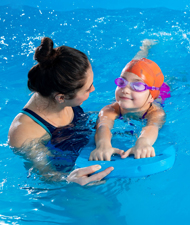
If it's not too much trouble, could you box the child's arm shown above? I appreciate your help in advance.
[89,103,124,161]
[122,104,165,159]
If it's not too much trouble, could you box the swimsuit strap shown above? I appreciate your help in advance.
[21,106,84,137]
[118,107,123,119]
[21,108,56,136]
[142,103,153,119]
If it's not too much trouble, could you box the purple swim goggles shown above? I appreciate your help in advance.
[114,77,160,92]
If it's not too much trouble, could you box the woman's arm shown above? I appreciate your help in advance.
[13,134,67,182]
[9,113,113,184]
[89,103,124,161]
[13,134,113,184]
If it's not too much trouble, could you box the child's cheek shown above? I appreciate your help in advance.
[115,88,120,101]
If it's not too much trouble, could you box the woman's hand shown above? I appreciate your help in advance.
[121,137,155,159]
[66,165,114,186]
[89,146,124,161]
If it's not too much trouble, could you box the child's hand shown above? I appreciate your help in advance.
[89,146,124,161]
[121,137,155,159]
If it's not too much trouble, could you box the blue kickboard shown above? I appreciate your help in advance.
[75,146,175,178]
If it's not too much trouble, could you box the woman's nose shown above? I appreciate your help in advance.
[90,84,95,93]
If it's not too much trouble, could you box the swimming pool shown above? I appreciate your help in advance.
[1,0,190,224]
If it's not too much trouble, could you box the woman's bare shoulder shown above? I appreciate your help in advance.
[8,113,48,148]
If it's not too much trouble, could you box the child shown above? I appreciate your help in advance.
[89,48,166,161]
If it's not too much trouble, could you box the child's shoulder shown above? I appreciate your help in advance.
[145,103,166,128]
[99,102,120,119]
[148,102,165,116]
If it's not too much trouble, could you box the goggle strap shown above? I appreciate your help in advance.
[115,78,160,91]
[148,86,160,90]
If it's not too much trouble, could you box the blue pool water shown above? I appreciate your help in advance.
[1,1,190,224]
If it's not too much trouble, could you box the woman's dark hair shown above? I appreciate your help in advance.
[28,37,90,99]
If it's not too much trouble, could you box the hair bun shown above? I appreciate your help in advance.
[34,37,57,65]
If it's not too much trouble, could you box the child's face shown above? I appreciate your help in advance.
[115,72,154,112]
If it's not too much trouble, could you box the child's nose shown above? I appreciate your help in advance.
[122,83,131,93]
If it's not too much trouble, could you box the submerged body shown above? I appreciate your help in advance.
[21,106,91,172]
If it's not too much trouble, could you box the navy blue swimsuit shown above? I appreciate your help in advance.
[21,106,91,171]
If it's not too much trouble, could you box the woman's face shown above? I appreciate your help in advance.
[65,65,95,107]
[115,72,153,112]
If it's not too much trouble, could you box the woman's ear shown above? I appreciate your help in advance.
[55,94,65,103]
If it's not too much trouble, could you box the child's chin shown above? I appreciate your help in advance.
[119,101,133,109]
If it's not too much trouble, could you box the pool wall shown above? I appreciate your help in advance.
[0,0,190,11]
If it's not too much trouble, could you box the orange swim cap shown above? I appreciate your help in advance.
[123,58,164,99]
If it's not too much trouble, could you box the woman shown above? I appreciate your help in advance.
[8,37,114,185]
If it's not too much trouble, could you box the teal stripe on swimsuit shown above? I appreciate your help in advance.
[21,110,52,137]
